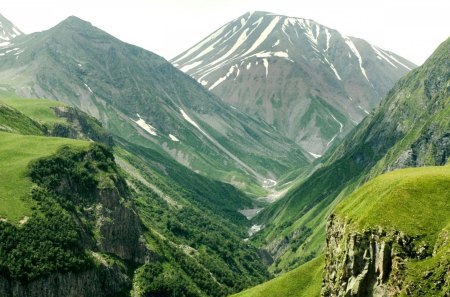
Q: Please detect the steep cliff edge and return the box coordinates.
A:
[0,143,149,297]
[322,166,450,296]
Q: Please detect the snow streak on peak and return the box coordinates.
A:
[342,34,370,82]
[134,114,157,136]
[0,15,24,49]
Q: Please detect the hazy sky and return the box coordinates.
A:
[2,0,449,64]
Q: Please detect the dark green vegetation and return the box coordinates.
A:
[232,255,323,297]
[0,144,113,280]
[0,15,311,196]
[252,36,450,274]
[0,97,270,296]
[116,142,269,295]
[0,132,88,224]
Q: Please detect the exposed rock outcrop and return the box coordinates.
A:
[321,215,431,297]
[0,264,129,297]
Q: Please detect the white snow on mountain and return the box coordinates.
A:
[342,34,370,82]
[134,114,157,136]
[169,134,180,142]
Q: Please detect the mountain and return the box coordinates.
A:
[0,15,310,196]
[0,13,23,48]
[172,11,416,156]
[0,94,271,296]
[251,36,449,273]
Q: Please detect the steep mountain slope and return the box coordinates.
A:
[172,11,416,156]
[0,15,310,195]
[0,97,270,296]
[324,165,450,296]
[252,37,449,273]
[0,13,23,48]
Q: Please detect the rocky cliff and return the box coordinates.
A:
[0,144,150,297]
[322,166,450,297]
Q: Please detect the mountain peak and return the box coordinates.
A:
[0,13,24,47]
[57,15,93,28]
[172,11,416,155]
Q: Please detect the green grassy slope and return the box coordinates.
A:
[0,103,44,135]
[333,165,450,296]
[0,97,66,124]
[335,166,450,243]
[231,256,323,297]
[0,132,88,224]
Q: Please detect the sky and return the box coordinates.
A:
[2,0,449,65]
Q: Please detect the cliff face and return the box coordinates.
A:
[323,215,411,296]
[0,266,129,297]
[322,214,450,297]
[0,145,149,297]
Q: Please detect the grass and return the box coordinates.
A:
[0,97,67,125]
[0,131,88,224]
[335,165,450,244]
[231,255,323,297]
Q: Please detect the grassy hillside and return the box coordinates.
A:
[336,165,450,242]
[0,132,88,224]
[231,256,323,297]
[331,165,450,296]
[0,97,66,125]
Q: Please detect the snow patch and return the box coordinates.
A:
[262,179,277,188]
[308,152,322,158]
[242,16,281,56]
[323,57,341,80]
[330,113,343,133]
[180,61,203,72]
[12,28,22,36]
[273,39,280,47]
[254,51,289,59]
[134,114,157,136]
[246,62,251,70]
[180,109,201,130]
[378,47,413,70]
[263,58,269,78]
[84,83,93,93]
[209,65,237,90]
[371,45,397,68]
[325,28,331,51]
[342,34,370,82]
[169,134,179,142]
[327,134,338,147]
[303,20,320,45]
[358,105,370,115]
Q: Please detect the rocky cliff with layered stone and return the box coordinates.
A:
[322,165,450,297]
[0,144,150,297]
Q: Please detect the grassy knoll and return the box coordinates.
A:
[0,131,88,223]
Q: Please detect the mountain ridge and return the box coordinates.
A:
[0,13,311,195]
[172,11,416,156]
